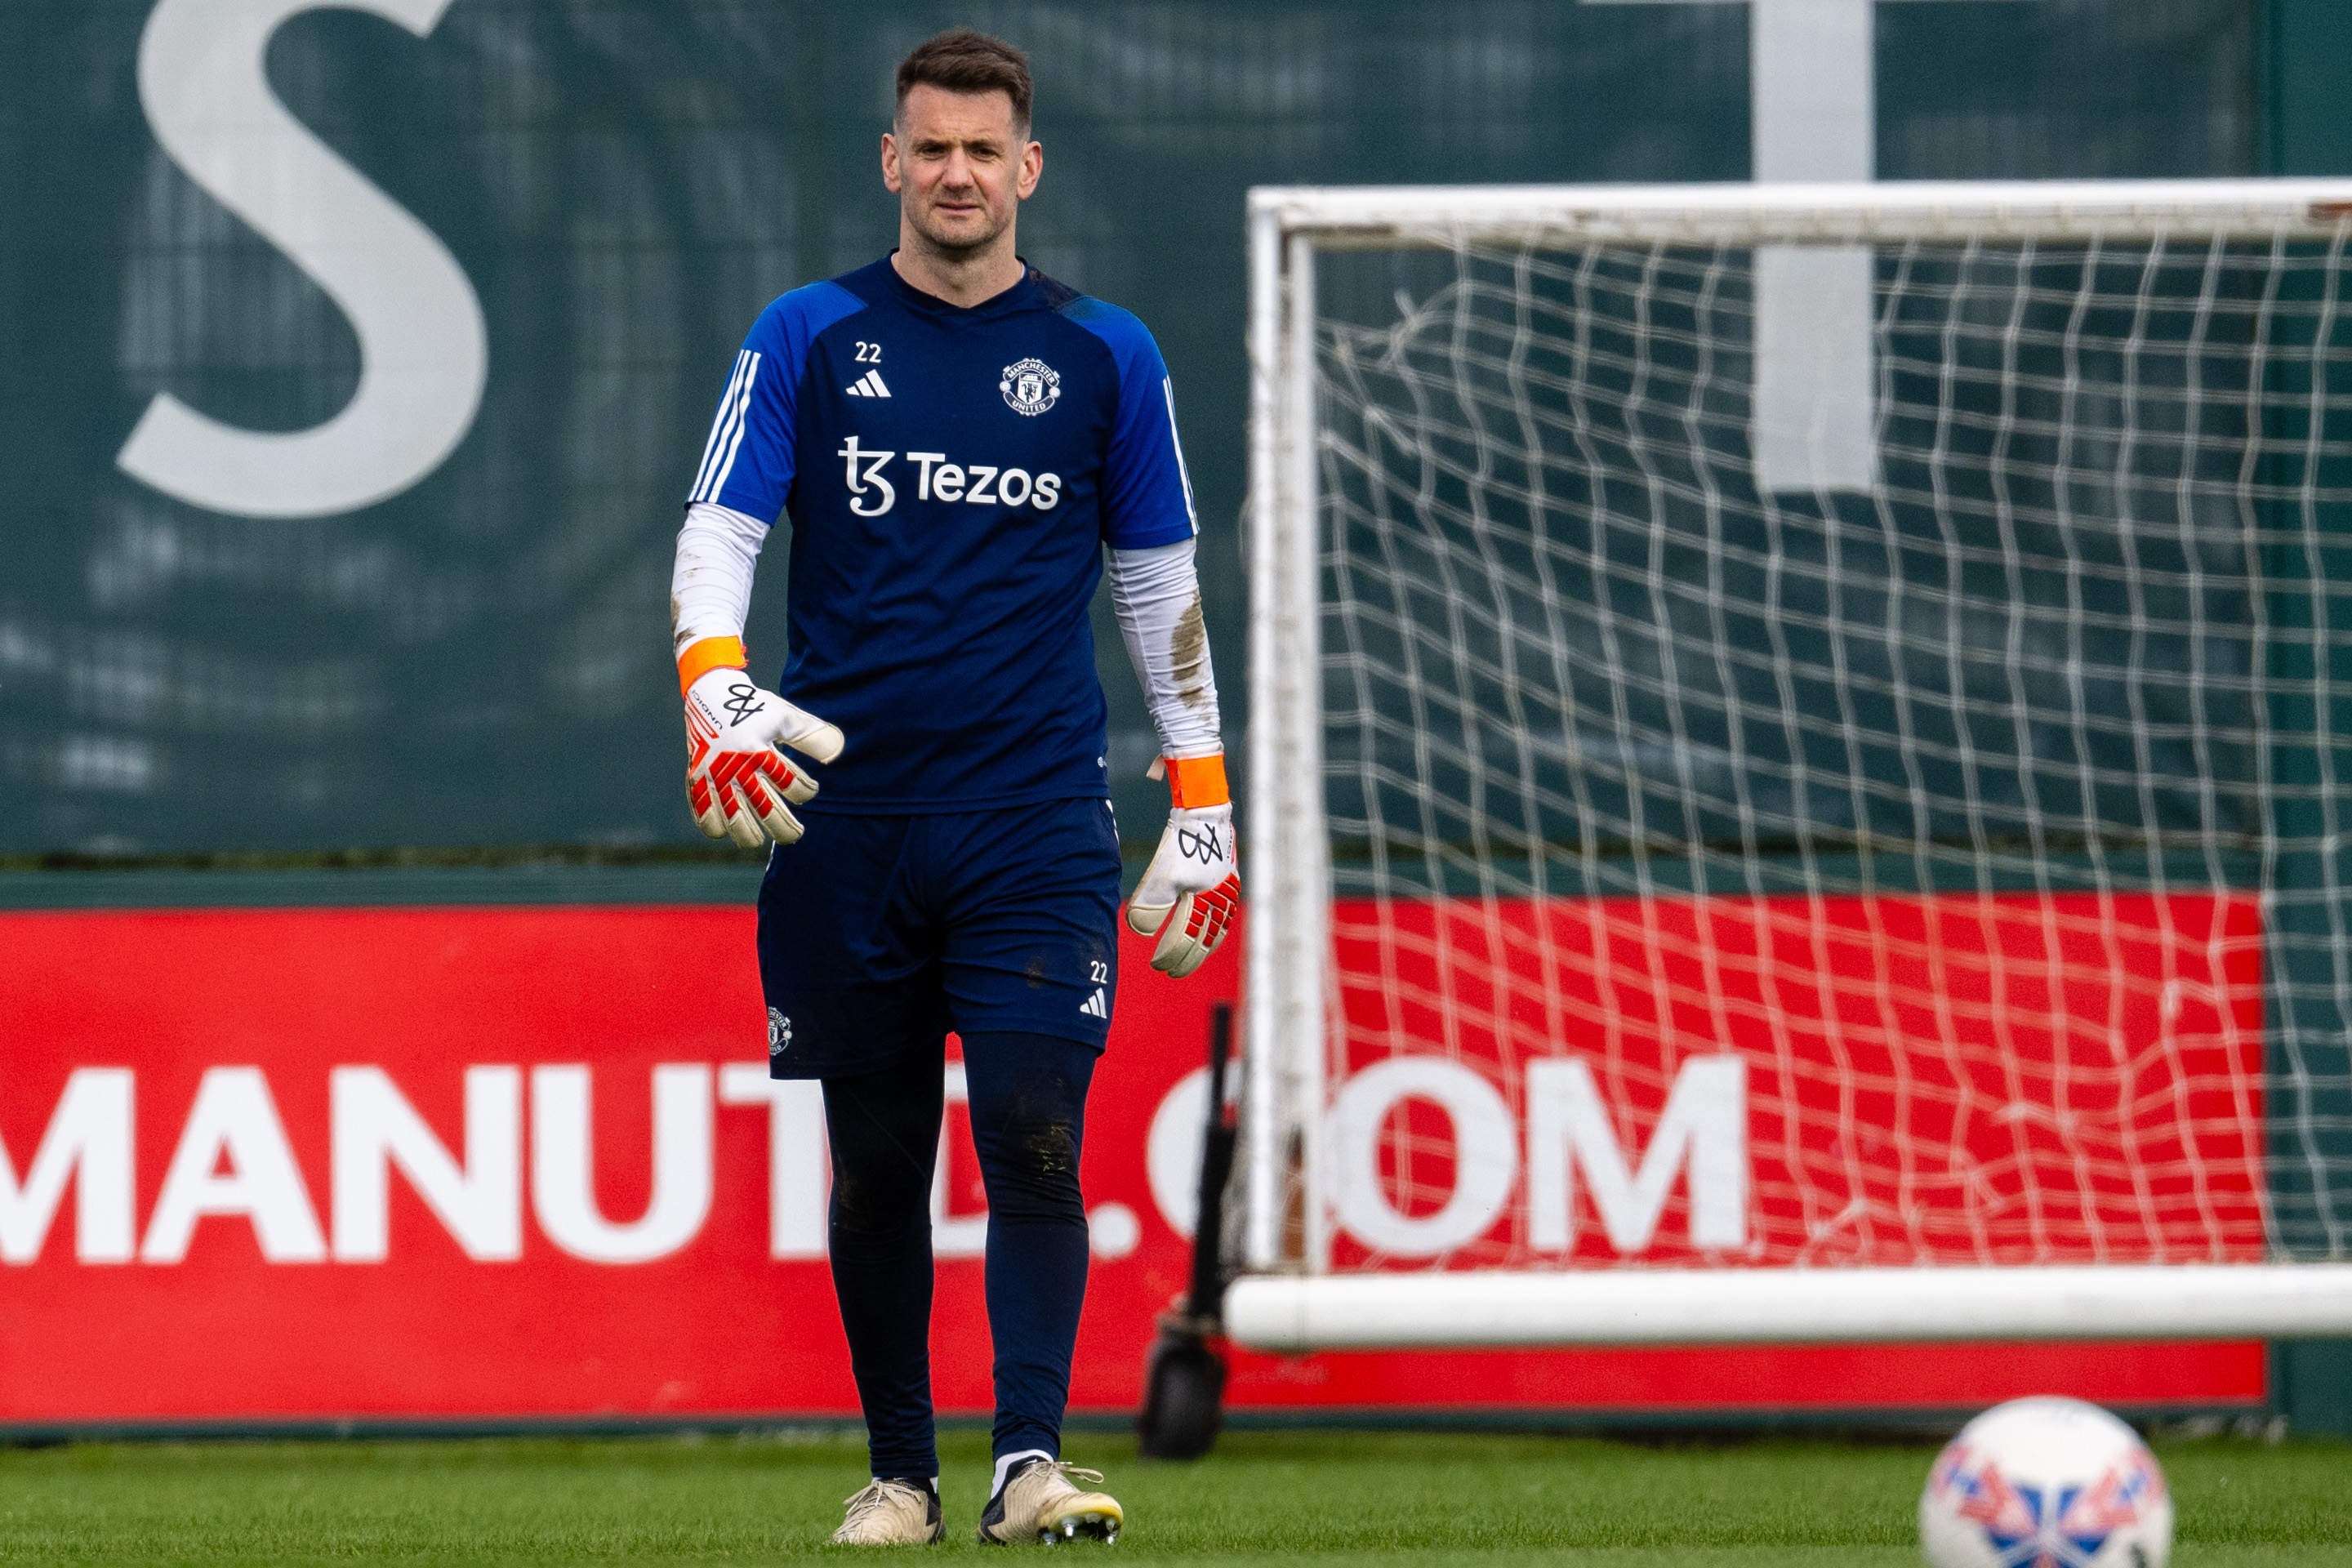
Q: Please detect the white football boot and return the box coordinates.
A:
[833,1478,944,1545]
[975,1458,1122,1545]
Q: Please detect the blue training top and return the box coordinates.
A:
[684,255,1198,813]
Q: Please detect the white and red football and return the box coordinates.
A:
[1920,1396,2173,1568]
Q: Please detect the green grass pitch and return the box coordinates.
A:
[0,1428,2343,1565]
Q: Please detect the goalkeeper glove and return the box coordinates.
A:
[678,637,844,849]
[1125,754,1239,979]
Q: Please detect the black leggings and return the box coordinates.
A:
[821,1031,1098,1479]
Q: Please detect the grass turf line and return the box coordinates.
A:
[0,1429,2342,1565]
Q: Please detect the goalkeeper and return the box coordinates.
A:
[666,27,1232,1548]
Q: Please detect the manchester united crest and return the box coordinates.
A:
[1000,358,1061,416]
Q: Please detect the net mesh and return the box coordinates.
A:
[1305,227,2352,1273]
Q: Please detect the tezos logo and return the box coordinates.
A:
[1000,358,1060,416]
[835,436,1062,517]
[768,1008,793,1057]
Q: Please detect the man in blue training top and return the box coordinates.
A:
[666,27,1236,1548]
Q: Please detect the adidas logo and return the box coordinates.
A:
[1079,987,1107,1019]
[845,369,891,398]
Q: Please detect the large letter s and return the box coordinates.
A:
[119,0,487,519]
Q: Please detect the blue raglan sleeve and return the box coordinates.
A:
[1074,304,1200,550]
[684,282,863,523]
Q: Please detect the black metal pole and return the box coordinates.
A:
[1136,999,1236,1459]
[1187,1001,1236,1321]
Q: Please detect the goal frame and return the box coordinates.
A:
[1235,176,2352,1351]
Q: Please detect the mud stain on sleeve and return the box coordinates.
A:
[1172,589,1212,710]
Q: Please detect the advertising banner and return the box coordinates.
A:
[0,902,2261,1426]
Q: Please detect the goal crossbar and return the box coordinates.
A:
[1251,177,2352,247]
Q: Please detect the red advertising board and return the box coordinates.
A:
[0,902,2264,1426]
[1328,892,2270,1272]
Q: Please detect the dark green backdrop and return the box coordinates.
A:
[0,0,2263,858]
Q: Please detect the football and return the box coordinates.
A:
[1920,1396,2174,1568]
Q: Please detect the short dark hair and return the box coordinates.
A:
[894,29,1033,135]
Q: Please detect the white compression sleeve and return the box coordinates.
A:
[1107,537,1223,761]
[670,501,768,657]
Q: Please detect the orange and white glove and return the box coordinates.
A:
[678,637,844,849]
[1125,754,1239,978]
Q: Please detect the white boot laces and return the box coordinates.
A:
[1029,1461,1105,1495]
[841,1478,920,1531]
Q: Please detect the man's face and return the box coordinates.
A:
[883,83,1040,254]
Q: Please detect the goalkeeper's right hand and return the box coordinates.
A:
[678,637,844,849]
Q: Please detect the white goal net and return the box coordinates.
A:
[1233,181,2352,1348]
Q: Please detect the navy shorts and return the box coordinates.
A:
[756,796,1122,1078]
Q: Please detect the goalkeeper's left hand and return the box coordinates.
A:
[1125,754,1239,978]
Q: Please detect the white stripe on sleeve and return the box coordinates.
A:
[1162,376,1197,529]
[689,350,752,501]
[701,352,760,501]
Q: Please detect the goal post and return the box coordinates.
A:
[1233,178,2352,1350]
